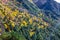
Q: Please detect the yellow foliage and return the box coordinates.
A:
[21,21,27,26]
[0,10,2,14]
[21,23,24,26]
[32,16,37,20]
[29,18,33,24]
[43,22,48,26]
[10,20,15,27]
[38,25,44,29]
[40,13,43,16]
[4,24,9,28]
[40,25,44,28]
[32,22,37,26]
[25,13,30,18]
[0,28,2,32]
[5,6,11,12]
[38,13,44,17]
[4,6,12,15]
[18,15,22,18]
[0,2,49,32]
[29,31,35,37]
[11,9,18,17]
[4,23,11,31]
[0,11,5,18]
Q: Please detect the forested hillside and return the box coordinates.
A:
[0,0,60,40]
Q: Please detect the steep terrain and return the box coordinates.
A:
[33,0,60,20]
[0,0,60,40]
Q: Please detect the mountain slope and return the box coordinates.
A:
[33,0,60,20]
[0,0,60,40]
[16,0,57,23]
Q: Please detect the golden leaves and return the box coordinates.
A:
[29,31,35,37]
[0,2,49,32]
[10,20,15,27]
[21,20,27,27]
[0,28,2,33]
[38,25,44,29]
[11,9,19,16]
[29,18,33,24]
[4,23,11,32]
[4,24,9,29]
[43,22,48,26]
[5,6,12,13]
[0,10,5,18]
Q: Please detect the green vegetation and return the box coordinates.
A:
[0,0,60,40]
